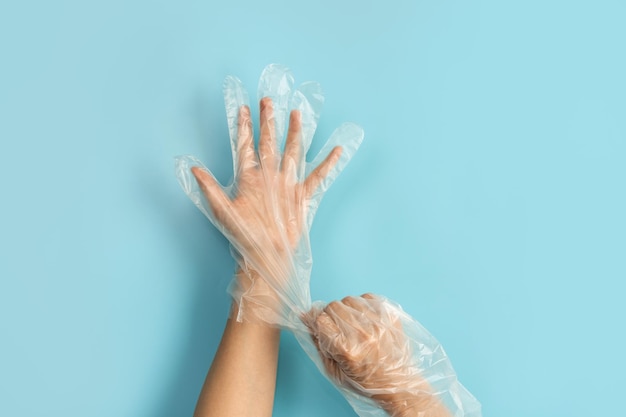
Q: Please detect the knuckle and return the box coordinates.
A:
[325,301,342,315]
[341,296,356,304]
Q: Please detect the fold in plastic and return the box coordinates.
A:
[177,64,362,328]
[298,295,482,417]
[175,64,481,417]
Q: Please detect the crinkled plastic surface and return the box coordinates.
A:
[175,64,481,417]
[176,64,362,328]
[298,294,482,417]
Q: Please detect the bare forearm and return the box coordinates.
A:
[193,305,280,417]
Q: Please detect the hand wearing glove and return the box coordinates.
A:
[190,99,341,323]
[303,294,481,417]
[178,65,480,417]
[176,64,363,327]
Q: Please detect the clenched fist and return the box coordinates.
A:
[305,294,451,417]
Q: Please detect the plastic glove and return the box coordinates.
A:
[299,295,482,417]
[176,64,363,327]
[176,65,481,417]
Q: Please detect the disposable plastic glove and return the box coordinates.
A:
[176,64,481,417]
[300,295,482,417]
[176,64,363,328]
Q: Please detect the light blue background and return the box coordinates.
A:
[1,1,624,416]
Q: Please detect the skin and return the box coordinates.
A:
[305,294,453,417]
[190,98,449,416]
[192,309,280,417]
[192,98,341,322]
[191,98,341,417]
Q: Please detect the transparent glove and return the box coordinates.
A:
[176,65,480,417]
[175,64,363,328]
[298,294,482,417]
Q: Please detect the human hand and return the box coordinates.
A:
[305,294,451,417]
[191,98,341,286]
[175,65,364,326]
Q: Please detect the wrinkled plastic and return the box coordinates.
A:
[177,64,362,328]
[175,64,481,416]
[298,294,482,417]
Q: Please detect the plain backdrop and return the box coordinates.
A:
[1,1,625,416]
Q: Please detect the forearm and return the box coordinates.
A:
[193,303,281,417]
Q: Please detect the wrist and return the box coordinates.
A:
[229,268,284,325]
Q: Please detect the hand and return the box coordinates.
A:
[305,294,451,417]
[191,98,341,318]
[176,64,364,326]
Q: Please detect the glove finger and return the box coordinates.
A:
[281,109,303,181]
[223,75,251,177]
[289,81,324,181]
[174,155,233,233]
[305,122,364,227]
[257,63,294,152]
[258,97,280,172]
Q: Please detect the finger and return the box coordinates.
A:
[324,300,350,320]
[323,302,370,367]
[315,311,363,373]
[191,166,232,220]
[360,293,384,314]
[343,295,378,313]
[312,313,354,384]
[304,122,364,201]
[303,305,346,382]
[281,110,303,178]
[342,296,381,329]
[290,81,323,156]
[383,302,406,334]
[223,75,251,177]
[258,97,279,171]
[314,311,342,355]
[236,105,257,172]
[324,300,363,337]
[303,146,342,199]
[359,293,388,318]
[341,296,366,311]
[368,297,405,335]
[175,155,218,221]
[257,64,294,149]
[301,305,322,332]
